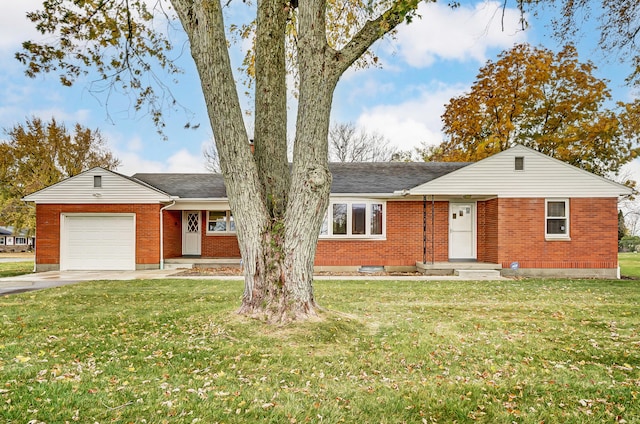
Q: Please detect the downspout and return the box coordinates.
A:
[159,200,176,270]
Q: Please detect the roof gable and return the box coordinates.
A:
[23,167,173,204]
[409,145,633,198]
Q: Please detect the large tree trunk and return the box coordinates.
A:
[172,0,408,323]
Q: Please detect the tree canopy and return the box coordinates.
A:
[0,117,119,234]
[425,43,639,177]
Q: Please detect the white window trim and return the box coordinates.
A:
[320,200,386,240]
[14,237,27,245]
[205,210,236,235]
[545,199,570,240]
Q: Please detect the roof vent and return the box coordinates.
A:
[515,156,524,171]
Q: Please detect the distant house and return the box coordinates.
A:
[23,145,632,278]
[0,226,34,253]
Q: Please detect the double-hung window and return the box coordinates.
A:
[15,237,27,245]
[206,211,236,234]
[545,199,569,239]
[320,200,385,238]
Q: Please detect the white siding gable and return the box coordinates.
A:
[409,145,633,198]
[23,167,172,204]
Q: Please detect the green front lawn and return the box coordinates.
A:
[1,278,638,423]
[619,252,640,278]
[0,261,33,278]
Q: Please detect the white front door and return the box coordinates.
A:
[182,211,201,256]
[449,202,476,260]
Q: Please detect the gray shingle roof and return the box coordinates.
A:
[329,162,469,193]
[132,173,228,198]
[132,162,470,198]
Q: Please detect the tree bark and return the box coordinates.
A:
[171,0,416,323]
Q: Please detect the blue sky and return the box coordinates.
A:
[0,0,637,176]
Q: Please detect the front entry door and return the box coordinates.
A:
[182,211,201,256]
[449,202,475,260]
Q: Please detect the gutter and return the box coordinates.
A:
[159,200,176,270]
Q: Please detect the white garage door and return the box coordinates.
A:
[61,214,136,270]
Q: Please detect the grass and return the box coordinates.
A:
[1,278,639,423]
[0,261,33,278]
[619,252,640,278]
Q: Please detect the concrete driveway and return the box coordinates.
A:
[0,269,188,295]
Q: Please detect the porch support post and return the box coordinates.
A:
[432,195,435,265]
[422,195,427,264]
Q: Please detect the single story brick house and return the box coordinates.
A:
[23,145,632,278]
[0,226,34,253]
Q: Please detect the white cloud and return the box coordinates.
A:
[394,1,528,68]
[0,2,46,51]
[355,81,467,152]
[27,108,92,125]
[166,149,207,173]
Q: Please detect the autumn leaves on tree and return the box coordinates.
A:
[425,44,639,178]
[0,118,119,234]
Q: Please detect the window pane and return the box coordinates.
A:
[547,218,567,234]
[320,212,328,235]
[333,204,347,235]
[548,201,566,217]
[208,211,227,232]
[352,203,366,235]
[371,204,383,235]
[228,213,235,232]
[15,237,26,245]
[0,237,4,245]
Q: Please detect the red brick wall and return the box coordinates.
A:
[163,210,182,259]
[35,204,162,266]
[314,201,449,266]
[477,199,499,263]
[496,198,619,269]
[202,233,241,258]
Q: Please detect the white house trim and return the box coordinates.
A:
[406,145,633,198]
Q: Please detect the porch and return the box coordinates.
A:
[163,257,503,278]
[163,257,242,270]
[416,261,503,278]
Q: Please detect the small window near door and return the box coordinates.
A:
[546,199,569,239]
[94,175,102,188]
[515,156,524,171]
[207,211,235,233]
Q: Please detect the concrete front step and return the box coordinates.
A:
[163,258,242,270]
[454,269,503,279]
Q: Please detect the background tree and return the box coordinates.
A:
[19,0,424,323]
[427,43,639,176]
[0,117,119,234]
[203,141,222,174]
[536,0,640,87]
[329,122,397,162]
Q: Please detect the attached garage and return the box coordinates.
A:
[61,214,136,270]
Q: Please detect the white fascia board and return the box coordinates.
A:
[167,199,231,210]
